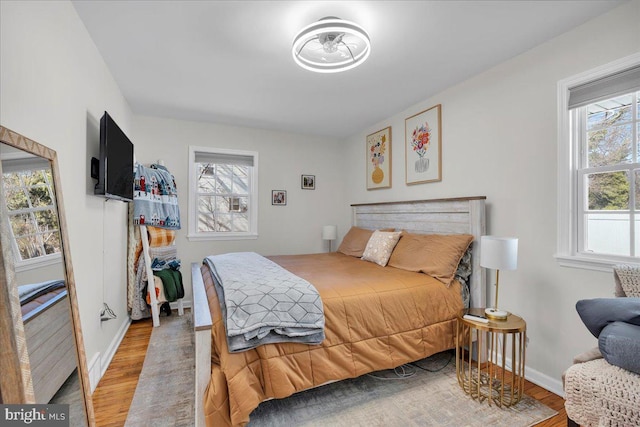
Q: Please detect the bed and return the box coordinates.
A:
[192,197,487,427]
[19,280,77,403]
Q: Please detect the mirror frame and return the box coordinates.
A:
[0,126,95,425]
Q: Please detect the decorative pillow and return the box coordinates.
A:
[598,321,640,374]
[455,246,473,308]
[455,246,473,286]
[388,233,474,285]
[361,230,402,267]
[337,226,393,257]
[576,298,640,338]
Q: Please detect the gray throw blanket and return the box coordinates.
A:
[204,252,325,352]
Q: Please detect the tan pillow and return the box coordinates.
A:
[388,233,474,285]
[337,226,394,257]
[361,230,402,267]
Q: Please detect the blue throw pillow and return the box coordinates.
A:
[598,321,640,374]
[575,298,640,338]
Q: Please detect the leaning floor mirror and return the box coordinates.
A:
[0,126,95,426]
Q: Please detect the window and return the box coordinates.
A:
[2,158,62,267]
[188,146,258,240]
[557,54,640,270]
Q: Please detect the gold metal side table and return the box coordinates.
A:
[455,308,526,407]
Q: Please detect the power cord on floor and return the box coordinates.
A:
[367,364,417,380]
[366,350,455,381]
[410,350,454,373]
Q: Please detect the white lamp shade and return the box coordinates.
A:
[322,225,338,241]
[480,236,518,270]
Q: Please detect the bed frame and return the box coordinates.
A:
[191,196,487,427]
[22,291,77,403]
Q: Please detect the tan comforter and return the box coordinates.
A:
[202,252,463,426]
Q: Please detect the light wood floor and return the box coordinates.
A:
[92,319,569,427]
[92,319,153,427]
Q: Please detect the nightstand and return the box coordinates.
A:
[455,308,526,407]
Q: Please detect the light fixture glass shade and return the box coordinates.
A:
[480,236,518,270]
[292,17,371,73]
[322,225,338,241]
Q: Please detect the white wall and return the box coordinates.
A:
[342,0,640,395]
[15,261,65,287]
[0,0,348,387]
[0,1,134,383]
[132,116,348,303]
[3,0,639,402]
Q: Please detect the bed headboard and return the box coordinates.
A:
[352,196,486,308]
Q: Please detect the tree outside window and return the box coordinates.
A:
[3,168,61,262]
[196,163,249,233]
[188,146,258,240]
[578,91,639,257]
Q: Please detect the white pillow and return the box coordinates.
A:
[361,230,402,267]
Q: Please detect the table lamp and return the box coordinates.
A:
[480,235,518,320]
[322,225,337,252]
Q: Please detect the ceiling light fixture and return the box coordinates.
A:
[292,17,371,73]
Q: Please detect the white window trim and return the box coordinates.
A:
[187,145,259,241]
[14,252,63,273]
[556,52,640,271]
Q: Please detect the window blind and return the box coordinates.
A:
[194,151,254,167]
[568,65,640,109]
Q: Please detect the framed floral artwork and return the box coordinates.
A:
[366,126,391,190]
[405,104,441,185]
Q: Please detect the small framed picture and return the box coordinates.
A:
[272,190,287,205]
[301,174,315,190]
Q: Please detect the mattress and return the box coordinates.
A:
[201,252,464,426]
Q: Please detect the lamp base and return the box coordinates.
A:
[485,308,508,321]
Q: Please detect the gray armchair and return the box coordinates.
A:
[563,265,640,427]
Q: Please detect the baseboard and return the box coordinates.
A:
[498,354,565,398]
[170,299,192,310]
[87,352,101,393]
[88,317,131,393]
[88,305,191,392]
[101,317,132,378]
[525,364,565,398]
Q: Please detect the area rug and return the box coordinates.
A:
[124,312,556,427]
[124,311,195,427]
[248,351,557,427]
[50,369,86,426]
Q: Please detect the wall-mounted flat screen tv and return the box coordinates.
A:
[92,111,134,202]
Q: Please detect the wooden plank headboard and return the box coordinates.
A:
[352,196,486,308]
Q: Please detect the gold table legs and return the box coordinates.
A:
[455,319,526,407]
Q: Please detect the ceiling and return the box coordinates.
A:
[72,1,625,139]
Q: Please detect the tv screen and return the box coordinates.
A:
[94,112,134,202]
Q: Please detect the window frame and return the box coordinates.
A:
[556,53,640,271]
[2,155,63,272]
[187,145,259,241]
